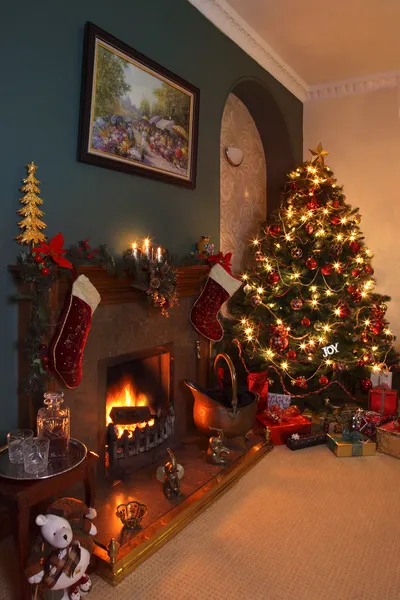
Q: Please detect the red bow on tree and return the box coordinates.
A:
[207,252,233,274]
[32,233,73,270]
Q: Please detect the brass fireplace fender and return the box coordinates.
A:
[93,439,273,585]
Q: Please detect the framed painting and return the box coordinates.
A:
[78,23,200,188]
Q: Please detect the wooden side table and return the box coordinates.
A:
[0,450,97,600]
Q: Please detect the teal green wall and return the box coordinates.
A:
[0,0,302,439]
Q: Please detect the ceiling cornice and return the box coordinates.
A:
[307,71,400,101]
[186,0,309,101]
[187,0,400,103]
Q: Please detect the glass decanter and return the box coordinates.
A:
[37,392,70,458]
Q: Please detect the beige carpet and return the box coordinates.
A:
[2,445,400,600]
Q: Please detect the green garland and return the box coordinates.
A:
[14,238,184,398]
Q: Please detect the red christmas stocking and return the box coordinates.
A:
[190,263,242,341]
[50,275,101,389]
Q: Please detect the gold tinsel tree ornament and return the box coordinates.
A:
[16,161,46,246]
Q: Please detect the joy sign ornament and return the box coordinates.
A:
[322,342,339,358]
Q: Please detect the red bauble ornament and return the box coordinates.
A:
[301,317,311,327]
[41,267,50,276]
[338,304,351,318]
[350,241,361,254]
[356,360,365,367]
[333,200,341,208]
[42,363,49,371]
[39,344,47,352]
[330,216,341,225]
[307,199,319,211]
[360,378,373,392]
[268,271,280,285]
[321,264,333,276]
[371,321,384,336]
[287,349,297,361]
[305,223,314,235]
[306,257,317,270]
[364,264,374,275]
[254,250,264,262]
[351,268,361,278]
[290,298,303,311]
[41,356,49,364]
[352,291,362,303]
[269,225,281,237]
[34,254,44,264]
[295,376,307,389]
[271,334,289,352]
[319,375,329,386]
[347,285,357,294]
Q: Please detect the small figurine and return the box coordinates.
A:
[25,497,97,600]
[207,428,230,465]
[264,426,271,442]
[156,448,184,498]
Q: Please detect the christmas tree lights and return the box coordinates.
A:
[230,145,398,396]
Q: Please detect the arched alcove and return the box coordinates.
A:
[220,93,267,274]
[229,78,295,216]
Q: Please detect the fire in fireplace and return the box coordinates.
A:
[104,346,174,469]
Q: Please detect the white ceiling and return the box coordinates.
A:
[188,0,400,100]
[224,0,400,85]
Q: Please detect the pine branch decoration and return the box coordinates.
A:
[16,162,47,246]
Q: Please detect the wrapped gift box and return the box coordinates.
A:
[257,413,311,445]
[353,410,394,441]
[267,393,291,411]
[377,421,400,459]
[327,433,376,457]
[368,387,398,416]
[286,432,326,451]
[247,371,269,412]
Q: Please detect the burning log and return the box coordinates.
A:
[109,406,152,425]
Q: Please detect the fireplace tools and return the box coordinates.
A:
[207,428,230,465]
[156,448,184,498]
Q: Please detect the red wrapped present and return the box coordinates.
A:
[247,371,269,412]
[353,409,394,441]
[368,387,398,416]
[257,405,311,445]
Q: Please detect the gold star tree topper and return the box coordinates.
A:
[16,161,47,246]
[309,143,329,165]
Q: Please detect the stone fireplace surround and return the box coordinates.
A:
[13,265,211,461]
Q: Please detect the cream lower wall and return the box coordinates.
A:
[304,88,400,342]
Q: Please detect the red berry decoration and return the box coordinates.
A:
[268,271,280,285]
[39,344,47,352]
[41,356,49,364]
[302,317,311,327]
[356,360,365,367]
[321,264,333,276]
[34,254,44,264]
[338,304,351,318]
[306,257,317,270]
[42,363,49,371]
[330,216,341,225]
[307,199,319,211]
[352,291,362,303]
[371,321,384,335]
[319,375,329,386]
[364,264,374,275]
[360,378,373,392]
[269,225,281,237]
[350,241,361,254]
[287,349,297,360]
[41,267,50,276]
[305,223,314,235]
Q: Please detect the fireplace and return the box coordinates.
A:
[102,345,175,468]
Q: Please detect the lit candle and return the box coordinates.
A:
[143,238,150,258]
[132,241,138,259]
[156,247,162,262]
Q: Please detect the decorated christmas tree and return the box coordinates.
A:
[229,145,398,399]
[16,161,46,246]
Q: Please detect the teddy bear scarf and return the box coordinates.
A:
[41,541,81,589]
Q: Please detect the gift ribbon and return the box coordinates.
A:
[342,428,364,456]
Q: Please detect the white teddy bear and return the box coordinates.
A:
[26,498,97,600]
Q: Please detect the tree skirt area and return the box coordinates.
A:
[2,445,400,600]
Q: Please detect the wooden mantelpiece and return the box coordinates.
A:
[10,264,210,430]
